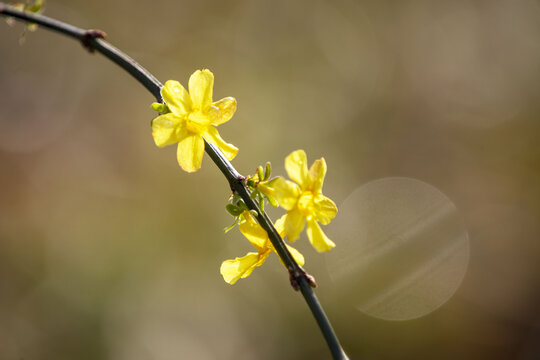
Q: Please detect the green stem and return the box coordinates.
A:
[0,4,348,359]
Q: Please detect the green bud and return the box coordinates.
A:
[151,102,170,113]
[258,193,264,212]
[257,166,264,182]
[247,178,257,188]
[264,162,272,181]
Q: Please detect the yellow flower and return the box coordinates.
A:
[273,150,338,252]
[151,69,238,172]
[220,212,305,285]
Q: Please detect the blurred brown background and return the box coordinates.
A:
[1,0,540,359]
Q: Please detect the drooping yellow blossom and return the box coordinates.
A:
[220,212,305,285]
[273,150,338,252]
[151,69,238,172]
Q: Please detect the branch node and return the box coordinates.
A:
[288,266,318,291]
[230,174,246,194]
[81,29,107,53]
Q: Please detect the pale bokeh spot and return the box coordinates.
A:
[327,177,469,321]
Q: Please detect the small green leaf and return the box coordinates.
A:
[237,200,249,211]
[226,204,243,216]
[28,0,44,13]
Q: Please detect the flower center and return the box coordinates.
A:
[186,111,211,134]
[297,191,314,216]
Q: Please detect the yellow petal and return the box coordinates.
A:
[274,214,287,237]
[284,209,305,242]
[202,126,238,161]
[209,97,237,126]
[314,194,338,225]
[285,244,305,266]
[297,191,315,215]
[161,80,192,115]
[220,252,263,285]
[285,150,309,189]
[306,219,335,252]
[273,177,301,211]
[239,216,268,251]
[257,181,274,197]
[189,69,214,111]
[273,215,305,266]
[176,132,205,172]
[151,113,181,147]
[308,158,327,194]
[186,111,211,134]
[276,243,305,268]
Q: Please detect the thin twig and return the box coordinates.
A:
[0,4,348,359]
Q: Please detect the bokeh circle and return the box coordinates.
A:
[326,177,469,321]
